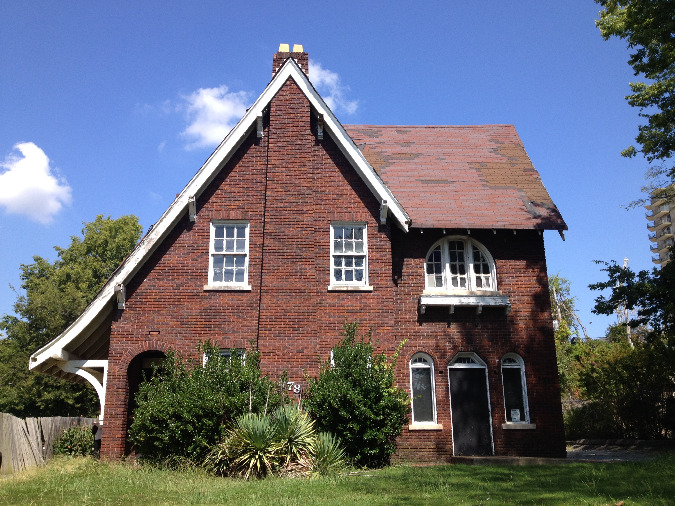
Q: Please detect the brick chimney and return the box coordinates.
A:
[273,44,309,78]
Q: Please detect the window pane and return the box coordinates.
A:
[225,226,235,238]
[354,227,363,241]
[215,226,224,239]
[225,239,234,251]
[345,227,354,240]
[223,270,234,283]
[212,256,224,282]
[235,225,246,238]
[235,239,245,252]
[355,240,364,253]
[355,258,363,268]
[412,368,434,422]
[502,367,525,422]
[234,269,244,283]
[214,239,224,252]
[224,256,234,268]
[345,270,353,281]
[345,257,353,268]
[235,256,245,267]
[334,227,343,240]
[344,241,354,253]
[355,269,363,281]
[334,269,342,281]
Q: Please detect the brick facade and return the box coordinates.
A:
[99,63,566,461]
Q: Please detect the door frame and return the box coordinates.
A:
[447,352,494,456]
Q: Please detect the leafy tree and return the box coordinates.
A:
[0,215,142,417]
[565,258,675,439]
[303,322,410,468]
[595,0,675,182]
[128,343,285,464]
[549,274,587,344]
[590,259,674,344]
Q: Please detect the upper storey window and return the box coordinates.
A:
[208,221,250,288]
[425,237,496,293]
[330,223,368,287]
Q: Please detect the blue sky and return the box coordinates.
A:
[0,2,654,338]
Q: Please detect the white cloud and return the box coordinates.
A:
[0,142,72,224]
[180,86,251,150]
[309,60,358,115]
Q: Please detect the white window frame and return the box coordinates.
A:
[424,236,497,294]
[207,221,251,290]
[203,348,246,366]
[329,222,370,289]
[409,352,438,426]
[500,353,530,424]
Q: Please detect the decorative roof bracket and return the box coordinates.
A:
[380,200,389,225]
[317,114,324,140]
[188,195,196,222]
[257,115,264,138]
[114,283,126,310]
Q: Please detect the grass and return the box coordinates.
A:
[1,454,674,505]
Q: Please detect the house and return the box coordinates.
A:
[29,45,567,461]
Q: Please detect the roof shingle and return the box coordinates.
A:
[345,124,566,230]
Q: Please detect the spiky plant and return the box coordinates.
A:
[273,405,316,467]
[312,432,346,476]
[225,413,282,479]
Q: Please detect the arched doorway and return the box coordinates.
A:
[125,350,166,453]
[448,353,494,456]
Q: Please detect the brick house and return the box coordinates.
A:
[30,45,567,461]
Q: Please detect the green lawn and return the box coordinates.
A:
[1,455,673,505]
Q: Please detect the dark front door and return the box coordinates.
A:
[448,366,493,456]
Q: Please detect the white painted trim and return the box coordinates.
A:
[60,360,108,420]
[448,352,495,456]
[500,352,531,424]
[408,423,443,431]
[330,222,369,288]
[409,352,438,424]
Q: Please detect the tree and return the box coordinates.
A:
[0,215,142,417]
[303,322,410,468]
[590,259,674,344]
[549,274,587,344]
[569,258,675,439]
[596,1,675,183]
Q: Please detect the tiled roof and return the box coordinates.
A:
[345,125,567,230]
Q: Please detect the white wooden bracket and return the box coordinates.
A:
[114,283,125,310]
[60,360,108,420]
[188,195,196,222]
[257,115,264,138]
[380,200,389,225]
[317,114,324,140]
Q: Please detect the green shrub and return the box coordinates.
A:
[128,342,284,464]
[53,425,94,456]
[304,322,410,468]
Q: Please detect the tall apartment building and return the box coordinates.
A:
[646,186,674,268]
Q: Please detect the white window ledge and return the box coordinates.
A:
[408,423,443,431]
[502,423,536,430]
[204,284,252,291]
[419,293,510,314]
[328,285,373,292]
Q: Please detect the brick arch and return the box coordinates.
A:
[118,340,171,371]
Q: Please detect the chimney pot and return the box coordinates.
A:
[272,44,309,78]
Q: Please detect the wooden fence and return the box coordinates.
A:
[0,413,96,475]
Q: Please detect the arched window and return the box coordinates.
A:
[409,353,437,424]
[425,237,496,293]
[501,353,530,423]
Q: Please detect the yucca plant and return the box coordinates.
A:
[273,405,316,467]
[312,431,346,476]
[224,413,282,479]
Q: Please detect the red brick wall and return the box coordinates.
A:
[100,76,565,460]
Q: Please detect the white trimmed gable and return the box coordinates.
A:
[29,57,409,375]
